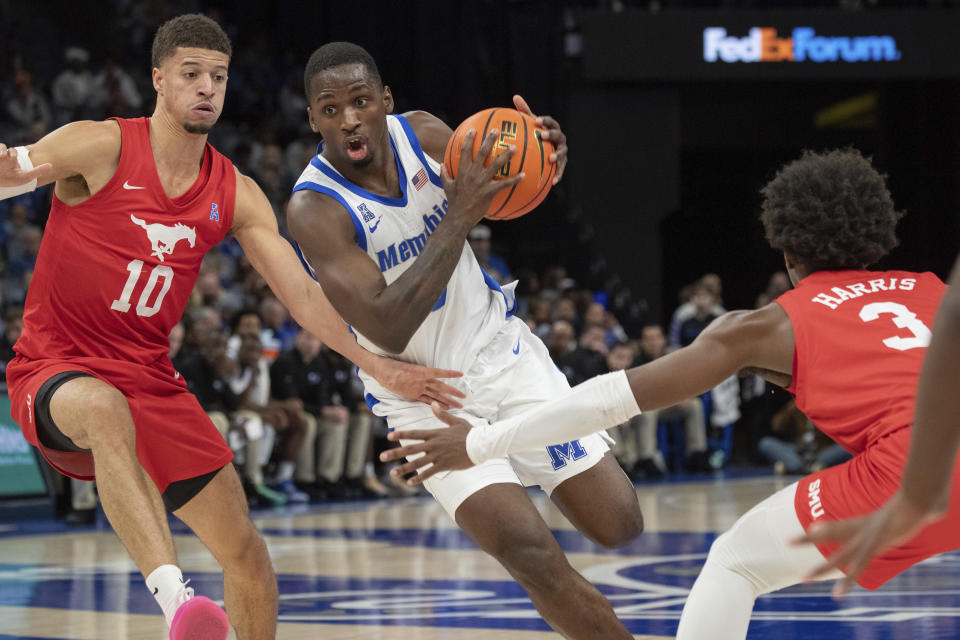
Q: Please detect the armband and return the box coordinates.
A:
[0,147,38,200]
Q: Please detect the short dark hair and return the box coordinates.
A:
[760,148,904,271]
[304,41,382,99]
[151,14,232,68]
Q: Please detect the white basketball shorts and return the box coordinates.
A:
[378,316,612,518]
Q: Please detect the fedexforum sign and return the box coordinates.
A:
[704,27,901,63]
[583,11,960,80]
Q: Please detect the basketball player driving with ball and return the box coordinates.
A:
[383,148,960,639]
[286,42,644,639]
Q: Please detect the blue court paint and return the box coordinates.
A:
[2,531,959,638]
[3,473,960,639]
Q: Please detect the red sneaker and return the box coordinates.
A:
[169,593,229,640]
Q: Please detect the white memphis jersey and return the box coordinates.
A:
[292,114,516,407]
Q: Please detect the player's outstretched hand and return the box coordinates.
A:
[0,144,52,186]
[513,94,568,185]
[792,490,943,598]
[379,403,475,484]
[372,359,466,410]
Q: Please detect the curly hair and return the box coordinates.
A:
[151,14,232,68]
[304,42,382,100]
[760,148,904,271]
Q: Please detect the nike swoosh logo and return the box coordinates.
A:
[368,218,382,233]
[512,339,520,355]
[123,181,146,190]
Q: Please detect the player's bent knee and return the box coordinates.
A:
[702,529,764,598]
[72,385,135,445]
[586,508,644,549]
[486,532,571,589]
[216,524,269,571]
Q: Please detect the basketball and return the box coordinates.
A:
[443,107,556,221]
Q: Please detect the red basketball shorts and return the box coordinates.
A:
[796,426,960,590]
[7,354,233,494]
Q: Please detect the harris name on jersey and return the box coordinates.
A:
[811,276,918,310]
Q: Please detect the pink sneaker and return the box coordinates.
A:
[169,593,229,640]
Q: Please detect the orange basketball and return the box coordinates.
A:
[443,107,556,221]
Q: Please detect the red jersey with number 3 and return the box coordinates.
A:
[777,269,946,454]
[14,117,235,365]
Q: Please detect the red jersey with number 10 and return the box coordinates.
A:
[776,269,946,454]
[14,117,235,366]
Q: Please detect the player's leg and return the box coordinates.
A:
[174,463,277,640]
[500,324,644,549]
[548,452,644,549]
[675,481,842,639]
[454,482,635,640]
[46,374,177,576]
[389,395,634,640]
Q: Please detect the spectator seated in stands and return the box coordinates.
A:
[632,324,711,475]
[270,330,375,500]
[758,399,852,476]
[669,273,726,348]
[259,295,298,360]
[468,224,512,284]
[230,333,311,506]
[558,324,607,386]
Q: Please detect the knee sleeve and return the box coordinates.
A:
[704,482,841,597]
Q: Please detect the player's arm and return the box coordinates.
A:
[231,170,465,408]
[402,110,453,163]
[286,129,520,354]
[797,256,960,596]
[383,304,794,480]
[0,120,120,199]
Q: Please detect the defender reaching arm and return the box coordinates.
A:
[382,303,795,482]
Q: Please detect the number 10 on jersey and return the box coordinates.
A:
[110,259,173,317]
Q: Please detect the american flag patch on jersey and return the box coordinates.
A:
[412,167,428,190]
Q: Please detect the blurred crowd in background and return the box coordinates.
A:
[0,2,857,522]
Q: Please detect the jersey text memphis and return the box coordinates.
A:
[292,114,517,404]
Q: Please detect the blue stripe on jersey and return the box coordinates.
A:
[394,114,443,188]
[481,267,516,318]
[292,181,367,252]
[432,287,447,311]
[292,241,319,282]
[308,135,409,207]
[365,393,381,410]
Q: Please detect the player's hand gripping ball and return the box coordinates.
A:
[443,108,556,220]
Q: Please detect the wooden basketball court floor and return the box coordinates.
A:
[1,473,959,639]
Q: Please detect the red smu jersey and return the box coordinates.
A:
[15,117,235,366]
[777,269,946,454]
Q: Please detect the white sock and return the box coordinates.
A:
[277,461,296,482]
[146,564,188,626]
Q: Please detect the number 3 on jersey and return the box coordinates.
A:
[859,301,932,351]
[110,259,173,317]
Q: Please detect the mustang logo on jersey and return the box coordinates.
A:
[130,215,197,263]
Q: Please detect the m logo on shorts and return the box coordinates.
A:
[547,440,587,470]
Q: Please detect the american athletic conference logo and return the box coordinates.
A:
[130,214,196,262]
